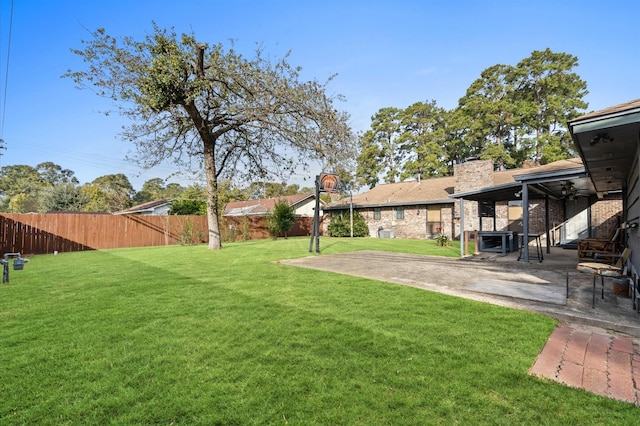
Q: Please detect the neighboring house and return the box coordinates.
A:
[568,98,640,286]
[325,158,622,244]
[223,193,321,217]
[115,199,172,216]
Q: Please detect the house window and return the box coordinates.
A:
[374,208,381,220]
[395,207,404,220]
[427,205,441,235]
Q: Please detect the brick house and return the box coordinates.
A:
[325,158,622,246]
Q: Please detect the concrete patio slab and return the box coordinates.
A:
[466,278,567,305]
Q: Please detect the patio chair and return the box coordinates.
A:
[577,248,631,307]
[577,227,622,263]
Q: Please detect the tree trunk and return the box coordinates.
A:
[204,139,222,250]
[183,97,222,250]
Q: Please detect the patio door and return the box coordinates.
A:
[562,197,589,245]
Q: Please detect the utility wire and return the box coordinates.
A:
[1,0,15,144]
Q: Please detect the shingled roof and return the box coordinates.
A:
[327,158,586,209]
[571,98,640,122]
[326,176,456,210]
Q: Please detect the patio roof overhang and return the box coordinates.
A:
[448,165,596,202]
[323,199,454,211]
[569,99,640,195]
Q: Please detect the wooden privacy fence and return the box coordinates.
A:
[220,215,315,242]
[0,213,317,255]
[0,213,209,255]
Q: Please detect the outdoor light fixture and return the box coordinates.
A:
[560,181,577,199]
[560,181,568,196]
[589,133,614,146]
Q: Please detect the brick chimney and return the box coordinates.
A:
[454,160,494,193]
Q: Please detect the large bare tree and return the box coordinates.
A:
[65,24,354,249]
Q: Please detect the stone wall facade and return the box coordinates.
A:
[590,198,623,238]
[359,204,453,239]
[454,160,494,193]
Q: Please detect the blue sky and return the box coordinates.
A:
[0,0,638,191]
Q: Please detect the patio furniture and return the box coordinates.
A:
[577,228,622,263]
[577,248,631,307]
[477,231,518,254]
[517,233,543,263]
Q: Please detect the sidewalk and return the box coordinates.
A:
[529,324,640,405]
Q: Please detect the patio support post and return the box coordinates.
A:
[545,194,550,254]
[459,198,465,258]
[522,183,530,262]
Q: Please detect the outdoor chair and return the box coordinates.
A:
[577,248,631,307]
[577,227,622,263]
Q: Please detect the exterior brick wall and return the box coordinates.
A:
[527,199,564,234]
[454,160,494,192]
[441,205,453,239]
[360,204,453,239]
[590,198,623,238]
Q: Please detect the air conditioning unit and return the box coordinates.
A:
[379,229,395,239]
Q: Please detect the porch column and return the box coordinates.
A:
[545,194,550,254]
[522,183,529,262]
[459,198,465,258]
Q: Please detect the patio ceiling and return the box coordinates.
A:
[569,99,640,195]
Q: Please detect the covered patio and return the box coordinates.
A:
[569,99,640,279]
[449,158,617,262]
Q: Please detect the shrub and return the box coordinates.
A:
[169,199,206,215]
[240,215,251,241]
[435,227,451,246]
[328,210,369,237]
[178,216,196,245]
[219,216,237,243]
[266,199,296,239]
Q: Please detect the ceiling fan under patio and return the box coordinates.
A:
[560,181,583,200]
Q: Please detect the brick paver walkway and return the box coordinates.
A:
[530,325,640,405]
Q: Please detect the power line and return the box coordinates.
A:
[0,0,14,139]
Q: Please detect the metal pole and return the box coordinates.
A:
[545,194,550,254]
[522,183,530,262]
[459,198,465,258]
[349,193,353,238]
[309,175,319,253]
[315,175,321,253]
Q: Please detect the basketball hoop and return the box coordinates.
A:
[320,173,339,194]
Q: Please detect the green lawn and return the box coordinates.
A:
[0,237,636,424]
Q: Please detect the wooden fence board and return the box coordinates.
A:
[0,214,318,255]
